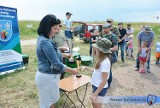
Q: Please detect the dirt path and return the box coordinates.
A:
[69,60,160,108]
[20,37,80,46]
[105,61,160,108]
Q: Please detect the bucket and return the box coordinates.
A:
[22,54,29,65]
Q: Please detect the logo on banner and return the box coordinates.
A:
[0,20,12,42]
[147,94,157,105]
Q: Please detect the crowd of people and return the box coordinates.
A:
[89,18,157,74]
[34,12,159,108]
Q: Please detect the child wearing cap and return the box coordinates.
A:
[90,38,112,108]
[127,35,134,58]
[155,40,160,65]
[63,12,74,53]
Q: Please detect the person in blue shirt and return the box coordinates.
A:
[63,12,73,39]
[63,12,74,54]
[35,14,78,108]
[135,26,154,73]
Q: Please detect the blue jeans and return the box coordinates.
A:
[125,41,128,53]
[116,43,125,61]
[92,85,108,96]
[65,31,72,39]
[108,69,112,88]
[136,51,151,69]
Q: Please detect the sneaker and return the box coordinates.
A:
[142,69,145,73]
[139,69,145,73]
[135,68,139,71]
[139,69,142,73]
[122,60,125,62]
[147,69,151,73]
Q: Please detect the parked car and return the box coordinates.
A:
[74,26,82,36]
[73,22,103,42]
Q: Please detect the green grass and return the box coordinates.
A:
[0,37,92,107]
[18,20,160,41]
[19,20,39,40]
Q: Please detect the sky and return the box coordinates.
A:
[0,0,160,22]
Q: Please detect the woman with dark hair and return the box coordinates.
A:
[35,14,78,108]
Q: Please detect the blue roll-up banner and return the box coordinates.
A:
[0,6,23,74]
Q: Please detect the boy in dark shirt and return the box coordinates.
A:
[117,22,126,62]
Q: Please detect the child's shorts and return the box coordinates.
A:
[156,52,160,58]
[139,56,147,62]
[92,85,108,97]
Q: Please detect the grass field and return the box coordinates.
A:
[19,20,160,56]
[19,21,160,41]
[0,21,160,107]
[0,37,93,107]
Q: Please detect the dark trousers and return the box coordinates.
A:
[60,58,66,79]
[60,72,65,79]
[108,69,112,88]
[116,43,125,61]
[125,41,128,53]
[89,44,92,56]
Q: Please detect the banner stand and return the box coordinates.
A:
[0,6,26,74]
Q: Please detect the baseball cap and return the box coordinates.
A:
[66,12,72,16]
[102,23,112,28]
[107,18,113,22]
[144,26,151,32]
[118,22,123,25]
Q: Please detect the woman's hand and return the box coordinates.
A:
[71,69,78,75]
[59,46,68,52]
[62,53,72,58]
[66,53,72,58]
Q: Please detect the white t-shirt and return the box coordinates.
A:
[125,28,134,42]
[140,47,147,58]
[63,19,72,31]
[156,42,160,53]
[91,57,110,88]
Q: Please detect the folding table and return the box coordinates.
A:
[59,75,91,108]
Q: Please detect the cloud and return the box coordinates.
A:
[0,0,160,22]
